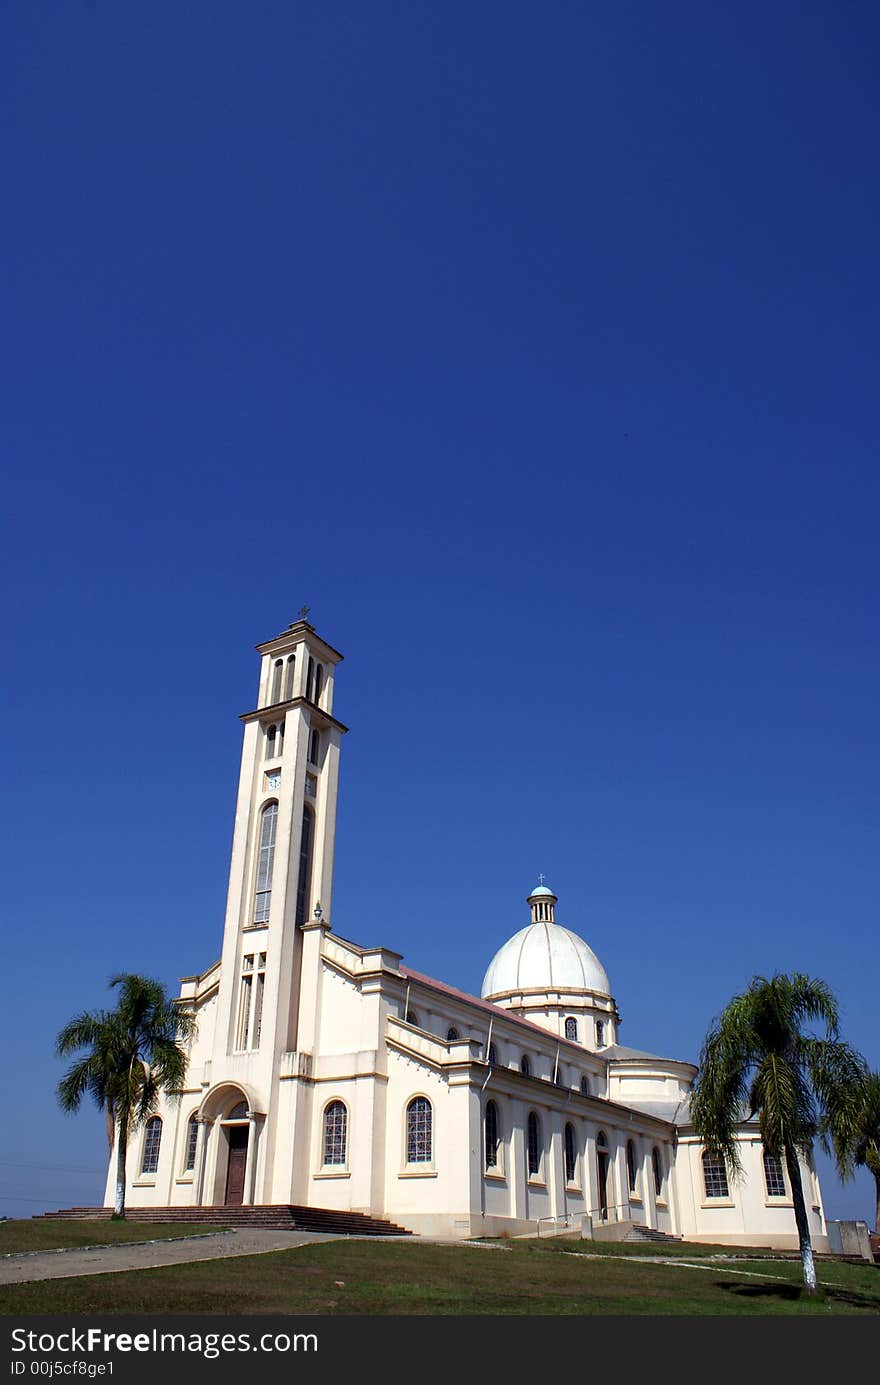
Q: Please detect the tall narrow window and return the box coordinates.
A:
[265,725,277,760]
[564,1123,577,1184]
[485,1100,499,1170]
[763,1150,786,1198]
[580,1075,591,1096]
[652,1146,663,1198]
[277,721,284,757]
[184,1116,199,1173]
[271,660,283,704]
[306,657,315,702]
[626,1139,638,1195]
[294,806,314,926]
[252,953,266,1047]
[314,664,324,704]
[308,728,321,764]
[702,1151,730,1199]
[520,1054,531,1077]
[487,1043,497,1066]
[406,1097,432,1163]
[141,1117,162,1174]
[446,1027,459,1043]
[323,1101,348,1166]
[595,1020,605,1047]
[237,954,254,1049]
[253,802,278,923]
[527,1112,541,1176]
[284,655,296,701]
[565,1017,578,1041]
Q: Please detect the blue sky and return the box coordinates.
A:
[1,2,877,1224]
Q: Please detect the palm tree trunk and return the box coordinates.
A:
[784,1142,817,1294]
[114,1122,128,1219]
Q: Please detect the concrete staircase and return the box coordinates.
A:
[35,1204,411,1237]
[622,1224,682,1245]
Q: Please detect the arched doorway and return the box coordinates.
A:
[197,1084,261,1208]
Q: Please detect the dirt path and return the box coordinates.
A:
[0,1229,340,1285]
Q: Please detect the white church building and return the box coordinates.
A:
[107,616,829,1249]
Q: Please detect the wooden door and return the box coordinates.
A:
[224,1126,249,1206]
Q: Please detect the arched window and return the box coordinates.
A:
[284,655,296,701]
[446,1027,459,1043]
[763,1150,786,1198]
[564,1123,577,1184]
[565,1017,578,1042]
[580,1075,591,1096]
[294,805,313,926]
[323,1101,348,1166]
[227,1101,248,1119]
[702,1150,730,1199]
[595,1020,605,1047]
[253,802,278,923]
[520,1054,531,1077]
[265,724,277,760]
[652,1146,663,1199]
[306,657,315,702]
[487,1043,497,1066]
[271,660,283,704]
[308,728,321,764]
[141,1117,162,1174]
[314,664,324,704]
[405,1009,419,1026]
[626,1139,638,1195]
[406,1097,432,1164]
[184,1115,199,1173]
[527,1112,541,1177]
[485,1100,500,1170]
[277,721,284,757]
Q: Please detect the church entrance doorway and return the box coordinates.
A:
[224,1126,249,1206]
[596,1131,611,1222]
[597,1151,610,1219]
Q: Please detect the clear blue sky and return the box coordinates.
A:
[1,2,877,1224]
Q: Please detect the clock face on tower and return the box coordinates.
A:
[266,771,282,789]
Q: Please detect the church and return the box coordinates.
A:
[106,616,829,1249]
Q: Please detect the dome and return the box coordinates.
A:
[481,919,611,999]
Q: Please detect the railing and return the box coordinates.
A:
[584,1202,632,1224]
[537,1214,582,1237]
[537,1203,634,1237]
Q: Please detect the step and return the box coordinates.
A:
[623,1224,682,1244]
[36,1205,411,1237]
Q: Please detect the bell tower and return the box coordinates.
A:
[213,612,347,1059]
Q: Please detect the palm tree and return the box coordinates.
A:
[56,974,196,1218]
[690,973,866,1295]
[824,1069,880,1235]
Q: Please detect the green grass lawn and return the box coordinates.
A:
[1,1237,877,1316]
[0,1220,229,1256]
